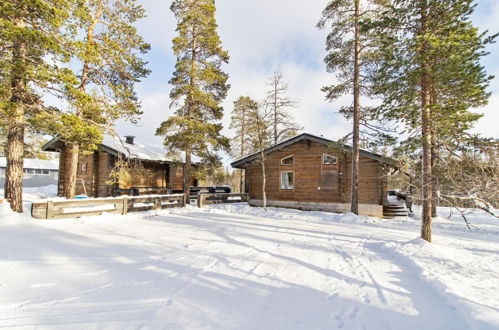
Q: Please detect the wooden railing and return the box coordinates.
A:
[197,193,248,208]
[32,194,185,219]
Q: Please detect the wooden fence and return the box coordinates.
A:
[197,193,248,208]
[32,194,185,219]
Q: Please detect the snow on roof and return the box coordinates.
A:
[101,135,175,162]
[0,157,59,170]
[101,135,169,162]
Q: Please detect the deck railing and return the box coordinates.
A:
[31,192,248,219]
[197,193,248,208]
[31,194,185,219]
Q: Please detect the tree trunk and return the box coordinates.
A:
[183,149,191,205]
[5,16,26,213]
[239,112,246,193]
[420,0,433,242]
[63,143,79,199]
[431,140,438,217]
[260,151,267,209]
[273,86,278,145]
[239,170,244,193]
[350,0,361,215]
[6,123,25,212]
[63,2,102,199]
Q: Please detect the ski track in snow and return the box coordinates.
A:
[0,203,498,329]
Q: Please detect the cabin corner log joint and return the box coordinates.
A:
[231,133,398,217]
[42,135,198,198]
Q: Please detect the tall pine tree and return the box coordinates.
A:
[318,0,385,215]
[372,0,495,242]
[157,0,230,201]
[0,0,75,211]
[229,96,258,193]
[55,0,150,199]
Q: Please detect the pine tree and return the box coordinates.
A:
[0,0,75,211]
[371,0,495,242]
[263,72,301,145]
[157,0,230,202]
[317,0,385,215]
[229,96,258,192]
[54,0,150,199]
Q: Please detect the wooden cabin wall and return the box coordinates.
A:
[58,146,97,197]
[246,140,343,203]
[344,156,386,205]
[57,144,197,197]
[96,152,114,197]
[245,140,386,205]
[58,147,115,197]
[169,165,197,192]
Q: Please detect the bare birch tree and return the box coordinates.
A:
[263,72,301,145]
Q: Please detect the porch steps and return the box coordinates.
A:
[383,204,409,218]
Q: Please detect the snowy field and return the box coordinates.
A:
[0,193,498,329]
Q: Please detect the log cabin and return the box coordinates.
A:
[231,133,395,217]
[42,135,197,197]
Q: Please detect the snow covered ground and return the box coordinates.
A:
[0,198,498,329]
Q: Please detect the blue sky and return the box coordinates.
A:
[116,0,499,154]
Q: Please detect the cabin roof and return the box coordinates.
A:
[0,157,59,170]
[42,135,180,164]
[231,133,393,168]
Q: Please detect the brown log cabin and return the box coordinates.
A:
[231,133,395,217]
[42,135,197,197]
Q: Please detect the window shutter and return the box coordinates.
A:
[320,169,338,191]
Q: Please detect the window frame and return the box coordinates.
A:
[322,154,337,165]
[280,170,294,190]
[280,155,294,166]
[81,162,87,175]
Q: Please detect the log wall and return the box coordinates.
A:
[57,144,196,197]
[245,140,386,205]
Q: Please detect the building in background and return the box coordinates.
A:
[43,135,197,197]
[0,157,59,188]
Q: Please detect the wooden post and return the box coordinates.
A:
[46,200,54,219]
[197,194,203,208]
[122,197,128,215]
[155,197,161,210]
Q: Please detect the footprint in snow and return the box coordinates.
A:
[349,306,359,319]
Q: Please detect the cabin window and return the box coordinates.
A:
[280,171,294,190]
[320,169,339,191]
[323,154,337,165]
[281,155,294,165]
[81,163,87,175]
[24,169,35,175]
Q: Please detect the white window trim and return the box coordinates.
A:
[322,154,337,165]
[280,170,294,190]
[280,155,294,165]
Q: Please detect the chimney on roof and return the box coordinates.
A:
[125,135,135,145]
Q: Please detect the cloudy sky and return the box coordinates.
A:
[116,0,499,157]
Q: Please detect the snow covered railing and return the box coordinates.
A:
[197,193,248,208]
[31,194,185,219]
